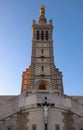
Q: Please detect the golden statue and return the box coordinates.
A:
[40,6,45,16]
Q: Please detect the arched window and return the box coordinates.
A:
[42,66,44,71]
[41,49,44,54]
[41,31,44,40]
[37,31,40,40]
[38,83,47,90]
[45,31,48,40]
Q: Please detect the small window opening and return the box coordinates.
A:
[41,49,44,54]
[41,31,44,40]
[37,31,40,40]
[7,127,11,130]
[55,124,60,130]
[32,124,37,130]
[42,66,44,71]
[46,31,48,40]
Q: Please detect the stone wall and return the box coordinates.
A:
[0,96,19,120]
[0,93,83,130]
[0,114,18,130]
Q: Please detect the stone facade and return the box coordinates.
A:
[21,6,63,95]
[0,93,83,130]
[21,66,31,93]
[0,6,83,130]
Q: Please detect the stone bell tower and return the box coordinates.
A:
[21,6,64,95]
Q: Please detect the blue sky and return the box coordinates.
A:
[0,0,83,95]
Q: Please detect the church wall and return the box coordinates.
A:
[18,107,64,130]
[35,47,50,57]
[0,94,83,130]
[0,96,19,120]
[0,114,18,130]
[73,115,83,130]
[71,97,83,116]
[35,64,50,75]
[72,96,83,104]
[48,109,64,130]
[26,108,44,130]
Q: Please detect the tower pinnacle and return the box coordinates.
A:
[40,5,45,16]
[38,5,47,24]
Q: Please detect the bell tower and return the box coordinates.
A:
[21,6,64,95]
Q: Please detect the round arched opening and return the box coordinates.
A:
[38,83,47,90]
